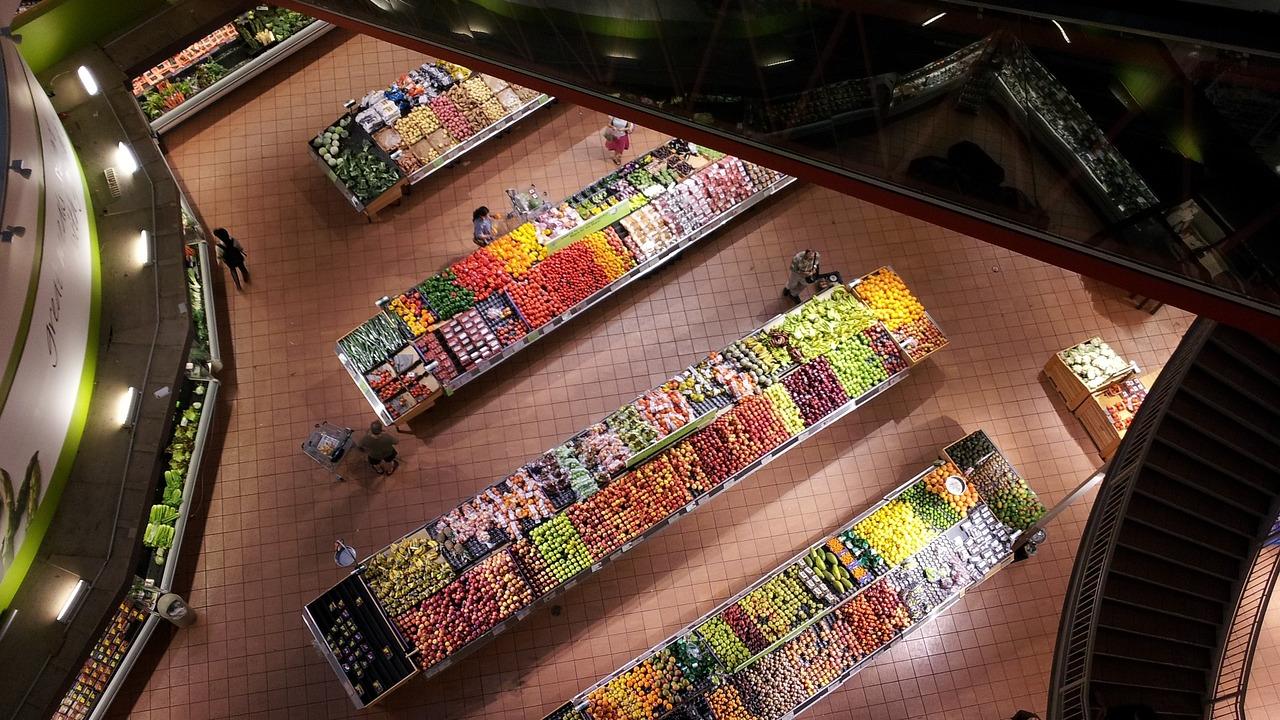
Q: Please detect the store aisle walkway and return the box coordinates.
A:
[115,29,1193,720]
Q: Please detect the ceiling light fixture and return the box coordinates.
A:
[116,386,140,428]
[115,142,139,175]
[763,58,795,67]
[1052,19,1071,43]
[922,12,946,26]
[77,65,98,95]
[136,229,152,266]
[57,579,90,623]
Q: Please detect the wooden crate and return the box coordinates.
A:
[1074,371,1158,459]
[1044,336,1134,411]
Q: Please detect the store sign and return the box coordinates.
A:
[0,41,95,587]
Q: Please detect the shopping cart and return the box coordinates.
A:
[505,185,545,221]
[302,422,355,482]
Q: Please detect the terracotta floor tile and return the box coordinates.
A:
[106,27,1215,720]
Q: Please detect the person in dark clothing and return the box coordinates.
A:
[1010,712,1041,720]
[213,227,249,290]
[357,421,399,475]
[472,206,498,247]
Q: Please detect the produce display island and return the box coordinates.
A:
[307,267,949,708]
[543,429,1046,720]
[1044,336,1151,459]
[308,59,552,217]
[335,140,795,426]
[132,7,332,134]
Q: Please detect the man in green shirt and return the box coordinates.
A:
[358,421,400,475]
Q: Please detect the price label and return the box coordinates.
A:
[591,562,603,572]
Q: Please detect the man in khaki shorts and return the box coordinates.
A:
[357,421,400,475]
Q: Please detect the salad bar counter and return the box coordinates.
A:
[544,429,1045,720]
[335,140,794,425]
[309,59,551,217]
[306,267,946,708]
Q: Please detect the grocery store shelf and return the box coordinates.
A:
[310,270,944,706]
[309,302,925,703]
[84,615,161,720]
[303,607,366,706]
[442,175,798,395]
[553,436,1027,720]
[403,94,553,185]
[571,462,933,704]
[778,551,1014,720]
[59,377,220,719]
[308,139,367,212]
[151,21,336,135]
[188,236,222,369]
[302,573,418,709]
[161,378,220,589]
[413,361,913,686]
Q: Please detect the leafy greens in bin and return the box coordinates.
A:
[149,504,179,525]
[146,383,208,566]
[334,140,401,203]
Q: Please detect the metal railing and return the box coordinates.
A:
[1206,529,1280,720]
[1048,319,1217,720]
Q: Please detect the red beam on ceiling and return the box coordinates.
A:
[282,1,1280,342]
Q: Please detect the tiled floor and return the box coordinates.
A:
[114,29,1198,720]
[1247,587,1280,718]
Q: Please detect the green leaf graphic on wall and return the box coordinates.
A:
[0,453,41,567]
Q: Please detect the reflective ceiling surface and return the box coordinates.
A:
[291,0,1280,330]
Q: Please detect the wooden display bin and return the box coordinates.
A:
[1074,371,1158,459]
[1044,336,1135,411]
